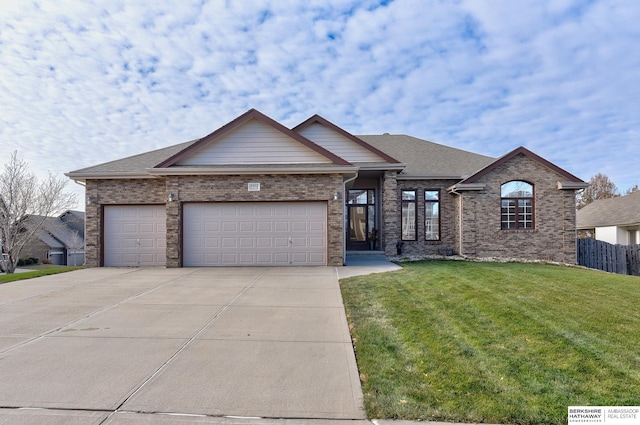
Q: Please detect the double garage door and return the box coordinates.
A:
[104,203,327,267]
[183,202,327,266]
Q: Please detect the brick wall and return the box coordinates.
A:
[85,174,344,267]
[460,154,578,263]
[393,179,460,257]
[382,171,398,256]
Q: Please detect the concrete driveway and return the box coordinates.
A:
[0,267,367,424]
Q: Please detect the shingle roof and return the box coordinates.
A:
[68,133,494,180]
[576,191,640,229]
[357,134,495,178]
[68,140,197,175]
[24,214,85,249]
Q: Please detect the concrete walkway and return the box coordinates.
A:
[0,267,366,424]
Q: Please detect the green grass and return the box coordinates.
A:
[340,261,640,425]
[0,266,84,284]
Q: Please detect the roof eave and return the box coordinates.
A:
[397,174,466,181]
[447,183,487,192]
[558,181,590,190]
[65,172,156,181]
[356,163,406,172]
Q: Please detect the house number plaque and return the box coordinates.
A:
[248,183,260,191]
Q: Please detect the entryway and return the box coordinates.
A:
[346,189,378,251]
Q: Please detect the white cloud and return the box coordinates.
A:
[1,0,639,211]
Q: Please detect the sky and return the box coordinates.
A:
[1,0,639,210]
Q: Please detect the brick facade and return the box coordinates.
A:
[85,174,344,267]
[459,153,578,263]
[382,171,398,256]
[393,178,461,257]
[84,155,579,267]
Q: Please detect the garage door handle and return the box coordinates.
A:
[288,237,292,244]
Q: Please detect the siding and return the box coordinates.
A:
[298,123,385,163]
[176,120,332,165]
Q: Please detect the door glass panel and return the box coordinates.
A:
[349,206,367,241]
[348,190,368,204]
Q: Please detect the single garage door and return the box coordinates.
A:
[104,205,167,266]
[183,202,327,266]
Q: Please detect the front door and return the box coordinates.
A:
[347,189,377,250]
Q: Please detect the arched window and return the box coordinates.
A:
[501,181,534,229]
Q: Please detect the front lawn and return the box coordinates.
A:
[0,266,84,284]
[340,261,640,425]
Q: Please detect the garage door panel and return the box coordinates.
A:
[183,202,326,266]
[237,238,252,248]
[204,238,219,248]
[204,222,218,232]
[309,237,324,247]
[309,222,325,231]
[309,252,325,263]
[205,253,220,264]
[256,222,272,231]
[123,238,138,249]
[104,206,166,267]
[123,223,137,233]
[222,222,237,232]
[256,238,272,248]
[291,221,308,231]
[274,222,289,232]
[240,222,255,232]
[139,223,155,233]
[273,252,289,263]
[291,237,308,247]
[274,237,289,247]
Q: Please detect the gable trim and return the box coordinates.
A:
[293,115,402,164]
[461,146,585,184]
[155,109,352,168]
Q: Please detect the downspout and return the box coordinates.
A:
[449,187,463,256]
[342,171,359,266]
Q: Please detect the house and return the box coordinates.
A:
[66,109,587,268]
[20,211,85,265]
[576,191,640,245]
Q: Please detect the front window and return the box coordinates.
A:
[501,181,534,230]
[402,190,416,240]
[425,190,440,240]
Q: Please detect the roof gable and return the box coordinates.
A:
[157,109,351,168]
[294,115,400,164]
[461,146,585,184]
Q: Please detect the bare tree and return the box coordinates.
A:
[624,183,639,195]
[67,229,84,267]
[0,152,77,273]
[576,173,619,209]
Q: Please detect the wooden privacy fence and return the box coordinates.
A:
[577,238,640,276]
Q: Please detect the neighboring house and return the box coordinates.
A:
[576,191,640,245]
[20,211,86,265]
[66,109,587,268]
